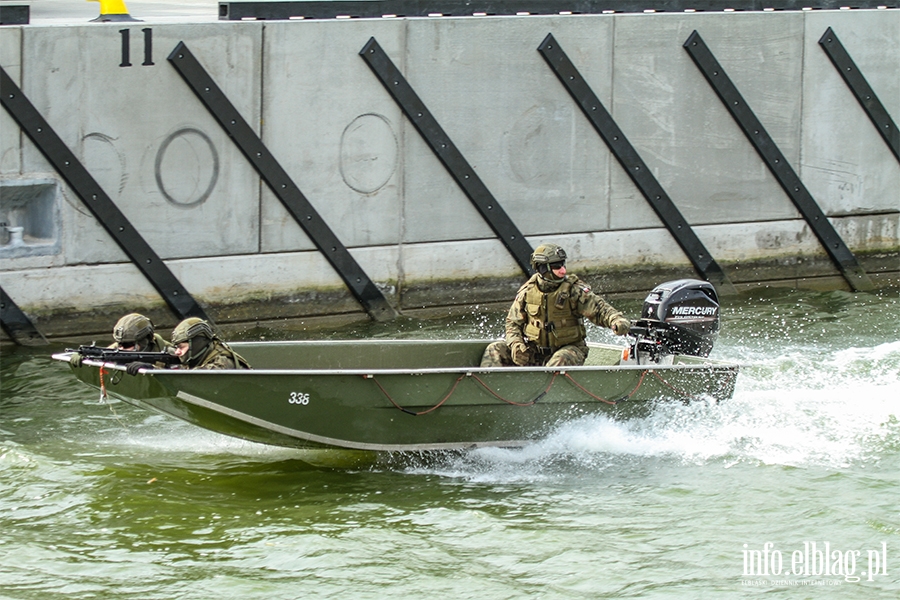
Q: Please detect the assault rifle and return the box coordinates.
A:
[69,345,181,367]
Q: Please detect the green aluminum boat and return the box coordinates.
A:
[52,280,740,452]
[53,338,737,451]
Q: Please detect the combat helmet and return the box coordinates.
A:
[171,317,216,365]
[112,313,154,349]
[530,244,567,280]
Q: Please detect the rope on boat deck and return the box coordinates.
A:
[366,366,736,415]
[469,371,559,406]
[367,373,467,415]
[649,370,697,401]
[562,371,647,406]
[366,370,620,414]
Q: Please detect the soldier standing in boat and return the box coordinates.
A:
[480,243,631,368]
[170,317,251,370]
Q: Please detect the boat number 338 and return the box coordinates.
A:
[288,392,310,405]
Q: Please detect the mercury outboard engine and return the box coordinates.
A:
[622,279,720,364]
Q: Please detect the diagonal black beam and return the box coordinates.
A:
[819,27,899,164]
[167,42,398,321]
[0,66,211,323]
[684,30,874,293]
[0,286,48,346]
[538,33,735,294]
[218,0,900,21]
[360,37,534,275]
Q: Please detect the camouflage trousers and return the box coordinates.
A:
[479,341,587,368]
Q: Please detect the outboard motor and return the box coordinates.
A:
[622,279,720,364]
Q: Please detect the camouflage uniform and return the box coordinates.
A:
[188,340,251,370]
[481,244,629,368]
[171,317,251,370]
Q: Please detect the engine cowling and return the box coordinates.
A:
[626,279,720,361]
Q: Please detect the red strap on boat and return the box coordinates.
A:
[99,365,108,400]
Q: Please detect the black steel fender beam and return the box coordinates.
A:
[538,33,735,294]
[217,0,900,21]
[683,30,874,293]
[0,286,47,346]
[819,27,899,164]
[360,37,534,275]
[167,42,398,321]
[0,66,212,324]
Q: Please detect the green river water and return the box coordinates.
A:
[1,287,898,599]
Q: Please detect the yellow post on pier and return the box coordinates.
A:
[88,0,140,22]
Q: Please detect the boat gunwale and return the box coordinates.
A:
[52,339,738,373]
[51,354,740,377]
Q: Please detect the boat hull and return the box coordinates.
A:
[54,339,738,451]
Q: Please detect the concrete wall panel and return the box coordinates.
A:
[400,16,616,240]
[18,24,263,265]
[260,19,406,253]
[610,13,806,230]
[801,10,900,215]
[0,28,22,176]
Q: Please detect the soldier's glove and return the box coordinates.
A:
[611,317,631,336]
[510,341,532,366]
[125,362,154,376]
[69,352,83,368]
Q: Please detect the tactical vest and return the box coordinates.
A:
[522,275,586,350]
[147,333,171,353]
[195,341,251,369]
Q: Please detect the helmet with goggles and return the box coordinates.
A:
[112,313,154,349]
[530,244,567,280]
[171,317,216,365]
[170,317,214,345]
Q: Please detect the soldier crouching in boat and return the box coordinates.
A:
[110,313,172,353]
[169,317,251,370]
[480,243,631,368]
[68,313,173,368]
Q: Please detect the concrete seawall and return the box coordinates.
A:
[1,8,898,340]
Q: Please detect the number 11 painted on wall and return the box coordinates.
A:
[120,28,154,67]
